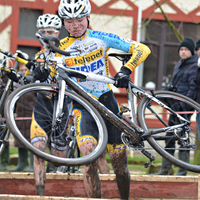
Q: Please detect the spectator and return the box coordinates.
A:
[157,37,198,176]
[193,39,200,164]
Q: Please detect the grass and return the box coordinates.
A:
[5,148,200,176]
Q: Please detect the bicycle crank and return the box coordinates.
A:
[121,132,155,168]
[121,132,144,151]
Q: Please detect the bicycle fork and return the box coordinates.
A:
[52,79,66,131]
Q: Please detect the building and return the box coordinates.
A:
[1,0,199,108]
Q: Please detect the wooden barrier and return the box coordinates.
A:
[0,173,199,199]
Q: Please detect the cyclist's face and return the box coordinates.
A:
[39,27,59,37]
[179,47,192,60]
[64,16,89,38]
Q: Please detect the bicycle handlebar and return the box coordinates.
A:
[35,31,72,56]
[0,49,28,65]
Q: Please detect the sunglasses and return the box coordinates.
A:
[39,29,58,35]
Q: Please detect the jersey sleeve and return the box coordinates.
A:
[89,30,151,72]
[125,42,151,71]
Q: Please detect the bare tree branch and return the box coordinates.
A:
[153,0,183,42]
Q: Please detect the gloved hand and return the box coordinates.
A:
[15,50,29,60]
[114,66,131,88]
[5,68,19,82]
[26,59,36,71]
[33,65,50,82]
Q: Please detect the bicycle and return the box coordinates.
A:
[4,32,200,173]
[0,49,33,155]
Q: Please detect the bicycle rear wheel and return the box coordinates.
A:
[137,90,200,173]
[5,83,108,166]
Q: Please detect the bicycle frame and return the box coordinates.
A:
[49,55,192,166]
[55,59,190,136]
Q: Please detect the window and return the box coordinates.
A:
[141,20,200,90]
[18,9,43,39]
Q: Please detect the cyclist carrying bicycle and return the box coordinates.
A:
[34,0,151,199]
[32,12,111,196]
[29,14,68,196]
[57,0,150,198]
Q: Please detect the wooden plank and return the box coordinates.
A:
[0,173,198,199]
[0,173,198,182]
[0,195,196,200]
[0,195,114,200]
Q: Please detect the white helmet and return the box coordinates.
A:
[36,14,62,30]
[58,0,91,19]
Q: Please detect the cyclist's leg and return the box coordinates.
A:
[80,142,101,198]
[99,91,130,199]
[32,140,46,196]
[98,151,110,174]
[73,103,101,198]
[109,149,130,199]
[30,96,53,196]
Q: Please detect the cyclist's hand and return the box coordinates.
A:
[15,50,29,60]
[33,65,50,82]
[114,66,131,88]
[5,68,19,82]
[26,59,36,71]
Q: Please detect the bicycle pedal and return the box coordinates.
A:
[144,160,152,168]
[141,149,155,168]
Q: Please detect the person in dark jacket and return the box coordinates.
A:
[157,37,198,176]
[194,39,200,165]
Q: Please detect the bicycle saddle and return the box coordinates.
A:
[108,52,132,62]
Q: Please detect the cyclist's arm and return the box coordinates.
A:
[125,42,151,71]
[89,30,151,72]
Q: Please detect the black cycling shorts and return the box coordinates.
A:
[73,90,127,153]
[30,93,69,151]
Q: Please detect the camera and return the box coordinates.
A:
[165,84,177,92]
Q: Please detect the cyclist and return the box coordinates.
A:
[32,13,110,196]
[55,0,151,199]
[30,13,66,196]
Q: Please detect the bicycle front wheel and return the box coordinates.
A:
[5,83,108,166]
[137,90,200,173]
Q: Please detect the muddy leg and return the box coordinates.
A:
[51,148,66,167]
[109,150,130,200]
[33,141,46,196]
[80,142,101,198]
[98,151,110,174]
